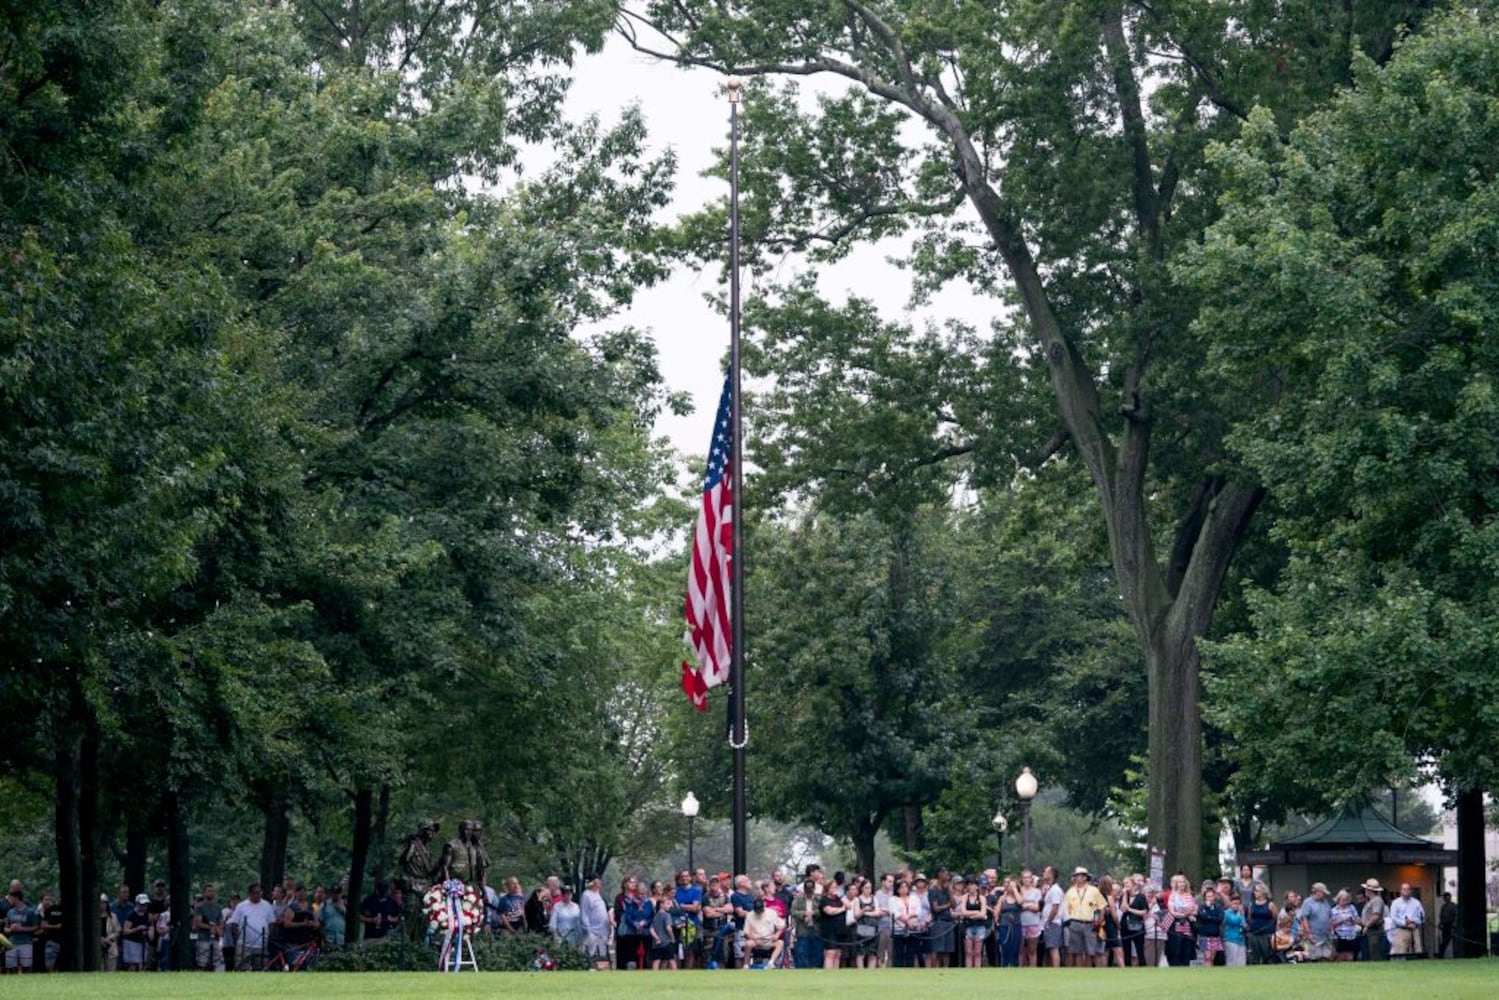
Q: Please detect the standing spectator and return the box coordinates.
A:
[578,877,613,971]
[910,876,933,968]
[1299,882,1334,962]
[220,892,240,971]
[1275,892,1301,960]
[648,884,678,970]
[148,880,170,971]
[1018,870,1043,967]
[1360,878,1387,961]
[1039,866,1065,967]
[548,886,582,949]
[1164,874,1197,967]
[1143,885,1168,967]
[1098,875,1124,968]
[674,870,702,968]
[728,875,756,969]
[36,890,62,971]
[928,869,955,967]
[120,894,152,972]
[853,878,882,969]
[889,880,918,968]
[1222,893,1247,966]
[1246,883,1277,965]
[817,877,848,969]
[1330,889,1360,961]
[357,880,400,943]
[1235,864,1261,901]
[1437,893,1456,959]
[523,887,550,935]
[967,878,997,968]
[281,884,320,967]
[109,883,134,933]
[873,873,895,969]
[1388,882,1424,959]
[790,880,822,969]
[100,894,121,972]
[700,876,730,968]
[1119,875,1147,967]
[1195,884,1224,967]
[4,889,38,974]
[1063,867,1106,967]
[320,887,346,950]
[191,883,222,971]
[228,884,275,971]
[615,875,651,970]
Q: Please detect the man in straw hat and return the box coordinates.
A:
[1063,866,1107,967]
[1359,878,1387,961]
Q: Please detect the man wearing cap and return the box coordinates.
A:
[578,877,613,971]
[1388,882,1424,959]
[1360,879,1387,961]
[1063,867,1107,967]
[1299,882,1334,961]
[744,893,786,968]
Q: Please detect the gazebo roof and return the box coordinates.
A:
[1270,803,1439,849]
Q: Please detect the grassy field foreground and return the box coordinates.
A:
[0,964,1495,999]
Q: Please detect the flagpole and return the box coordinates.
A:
[726,75,748,879]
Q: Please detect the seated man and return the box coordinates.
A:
[743,895,786,968]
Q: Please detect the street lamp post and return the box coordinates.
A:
[1015,767,1038,872]
[991,809,1008,872]
[681,792,700,874]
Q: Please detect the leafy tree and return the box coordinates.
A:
[620,0,1446,879]
[1187,7,1499,955]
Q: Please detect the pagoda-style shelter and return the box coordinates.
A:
[1238,804,1456,957]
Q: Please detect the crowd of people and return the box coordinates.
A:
[478,862,1439,971]
[1,874,348,973]
[2,862,1444,973]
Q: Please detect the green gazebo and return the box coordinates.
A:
[1239,804,1455,957]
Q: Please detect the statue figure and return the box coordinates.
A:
[438,819,477,884]
[469,819,490,888]
[397,819,440,893]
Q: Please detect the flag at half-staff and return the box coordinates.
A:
[682,370,734,712]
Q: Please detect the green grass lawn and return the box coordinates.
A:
[2,964,1495,999]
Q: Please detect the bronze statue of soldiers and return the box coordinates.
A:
[397,819,440,894]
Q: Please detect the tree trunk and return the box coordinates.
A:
[902,804,924,855]
[166,789,194,972]
[54,736,85,972]
[258,785,291,890]
[1145,634,1203,882]
[79,728,102,970]
[346,786,373,945]
[849,819,877,880]
[1455,787,1488,958]
[371,782,391,879]
[125,824,148,899]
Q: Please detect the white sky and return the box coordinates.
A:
[562,35,989,457]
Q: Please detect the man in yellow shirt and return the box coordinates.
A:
[1063,867,1107,967]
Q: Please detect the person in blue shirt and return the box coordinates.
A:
[673,870,703,968]
[728,875,756,969]
[4,890,39,973]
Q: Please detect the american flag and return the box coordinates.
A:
[682,371,734,712]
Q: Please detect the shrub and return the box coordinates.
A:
[310,931,592,972]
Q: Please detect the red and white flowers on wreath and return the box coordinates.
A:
[423,880,482,936]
